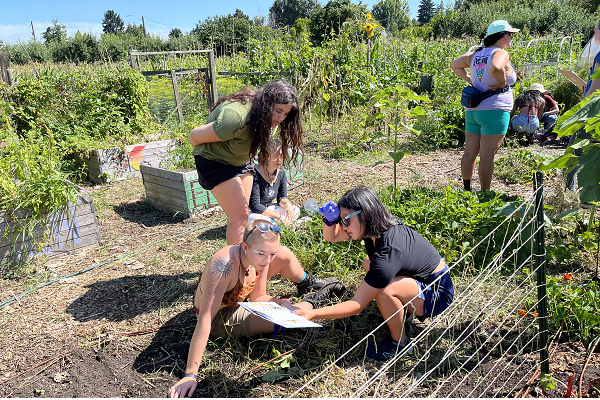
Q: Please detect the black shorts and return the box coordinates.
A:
[194,155,254,190]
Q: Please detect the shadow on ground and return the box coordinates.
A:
[66,272,198,322]
[113,200,187,226]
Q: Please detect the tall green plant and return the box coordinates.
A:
[366,85,429,197]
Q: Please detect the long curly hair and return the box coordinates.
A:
[211,80,303,169]
[515,90,544,110]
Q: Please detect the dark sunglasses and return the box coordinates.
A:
[248,222,281,236]
[339,210,362,227]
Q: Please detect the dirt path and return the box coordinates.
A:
[2,141,596,397]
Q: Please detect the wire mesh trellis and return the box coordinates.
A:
[290,174,550,398]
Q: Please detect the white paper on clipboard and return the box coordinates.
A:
[238,302,322,328]
[559,69,587,92]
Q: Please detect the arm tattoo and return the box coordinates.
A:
[212,257,233,278]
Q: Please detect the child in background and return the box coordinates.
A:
[248,138,301,224]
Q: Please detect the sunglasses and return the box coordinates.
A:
[339,209,362,227]
[248,222,281,237]
[504,32,514,37]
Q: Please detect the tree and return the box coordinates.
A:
[269,0,321,27]
[417,0,436,24]
[126,23,145,37]
[42,19,67,43]
[102,10,124,34]
[169,28,183,39]
[372,0,412,36]
[309,0,367,45]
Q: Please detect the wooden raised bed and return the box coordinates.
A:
[83,139,177,184]
[140,165,217,218]
[0,194,101,265]
[140,156,304,218]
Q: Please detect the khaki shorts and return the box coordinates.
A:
[210,306,254,337]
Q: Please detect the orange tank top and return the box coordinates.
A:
[193,260,259,314]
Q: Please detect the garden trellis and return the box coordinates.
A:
[291,173,551,398]
[130,49,218,126]
[514,36,574,78]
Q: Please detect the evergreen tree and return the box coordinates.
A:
[417,0,436,24]
[102,10,125,34]
[169,28,183,39]
[42,19,67,43]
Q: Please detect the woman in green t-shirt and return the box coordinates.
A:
[189,80,303,244]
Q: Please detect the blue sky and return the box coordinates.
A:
[1,0,420,43]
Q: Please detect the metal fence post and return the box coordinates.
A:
[533,171,549,374]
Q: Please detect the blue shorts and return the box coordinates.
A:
[465,110,510,135]
[416,265,454,322]
[511,114,540,134]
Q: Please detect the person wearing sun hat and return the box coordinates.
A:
[528,83,559,134]
[450,20,519,191]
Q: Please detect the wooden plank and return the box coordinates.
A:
[131,50,212,56]
[141,68,208,77]
[208,50,218,109]
[0,231,101,265]
[143,181,188,201]
[182,170,199,181]
[0,221,99,251]
[146,197,188,217]
[140,165,185,182]
[171,70,184,124]
[142,173,186,191]
[145,188,188,209]
[123,139,177,153]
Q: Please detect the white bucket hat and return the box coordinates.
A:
[529,83,549,94]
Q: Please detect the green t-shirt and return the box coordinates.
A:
[192,101,253,167]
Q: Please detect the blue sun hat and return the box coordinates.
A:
[486,20,520,37]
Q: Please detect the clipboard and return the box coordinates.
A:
[559,69,586,92]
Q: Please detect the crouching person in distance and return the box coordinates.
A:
[294,186,454,361]
[168,220,344,398]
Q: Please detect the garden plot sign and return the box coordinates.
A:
[84,139,177,184]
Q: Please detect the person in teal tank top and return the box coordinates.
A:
[189,80,304,245]
[450,20,519,191]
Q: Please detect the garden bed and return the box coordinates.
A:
[140,165,218,218]
[140,156,304,218]
[83,139,178,184]
[0,194,100,265]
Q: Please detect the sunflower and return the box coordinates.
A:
[368,32,374,38]
[365,23,373,32]
[366,13,372,20]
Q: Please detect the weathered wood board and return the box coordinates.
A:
[0,194,101,265]
[140,165,217,218]
[82,139,178,184]
[140,156,304,218]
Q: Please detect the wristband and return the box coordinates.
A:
[322,216,340,227]
[184,372,197,379]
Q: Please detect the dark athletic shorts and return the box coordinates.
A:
[415,264,454,322]
[194,154,254,190]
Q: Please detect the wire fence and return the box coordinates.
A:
[291,173,550,398]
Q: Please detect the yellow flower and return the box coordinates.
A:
[365,23,373,32]
[368,32,374,38]
[373,23,377,28]
[366,13,372,20]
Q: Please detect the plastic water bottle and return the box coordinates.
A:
[304,198,319,215]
